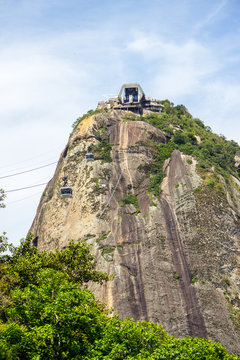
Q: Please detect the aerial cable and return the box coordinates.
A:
[0,156,58,175]
[28,175,53,185]
[5,182,48,193]
[0,145,62,171]
[0,161,57,179]
[6,190,43,205]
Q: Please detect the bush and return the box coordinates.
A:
[173,131,187,145]
[121,194,139,208]
[72,109,102,129]
[206,179,215,188]
[91,125,113,162]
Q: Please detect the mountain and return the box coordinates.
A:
[30,98,240,354]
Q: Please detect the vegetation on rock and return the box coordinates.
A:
[121,194,139,208]
[91,125,113,162]
[72,109,103,130]
[120,194,141,215]
[138,100,240,196]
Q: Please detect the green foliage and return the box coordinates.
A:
[138,103,240,196]
[0,236,111,359]
[191,276,198,285]
[87,318,168,359]
[121,194,139,208]
[123,113,138,122]
[87,317,238,360]
[140,112,174,136]
[0,189,6,208]
[148,142,174,196]
[223,288,240,330]
[120,194,141,215]
[173,131,187,145]
[91,125,113,162]
[101,246,115,256]
[72,109,102,129]
[0,236,238,359]
[96,232,110,244]
[0,233,8,254]
[174,273,181,280]
[92,141,113,162]
[0,270,109,359]
[193,186,202,194]
[224,278,231,287]
[0,234,110,307]
[206,178,215,188]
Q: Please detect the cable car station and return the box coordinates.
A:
[97,83,164,114]
[60,84,164,199]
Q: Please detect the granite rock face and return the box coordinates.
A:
[30,110,240,354]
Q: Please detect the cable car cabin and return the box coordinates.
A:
[60,187,72,198]
[85,153,94,161]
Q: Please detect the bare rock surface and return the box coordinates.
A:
[30,110,240,354]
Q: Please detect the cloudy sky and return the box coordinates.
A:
[1,0,240,245]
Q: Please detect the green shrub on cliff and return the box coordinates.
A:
[121,194,139,208]
[140,102,240,196]
[91,125,113,162]
[72,109,102,130]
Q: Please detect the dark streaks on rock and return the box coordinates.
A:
[160,197,207,338]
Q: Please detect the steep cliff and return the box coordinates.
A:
[30,107,240,354]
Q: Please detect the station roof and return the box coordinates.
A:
[118,83,145,98]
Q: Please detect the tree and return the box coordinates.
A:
[0,269,109,359]
[0,233,8,253]
[0,234,111,295]
[0,237,238,359]
[87,318,238,360]
[0,236,111,359]
[0,189,5,208]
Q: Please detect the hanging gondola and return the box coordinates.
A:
[60,187,72,198]
[85,153,94,161]
[60,176,72,198]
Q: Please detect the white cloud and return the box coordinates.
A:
[0,43,88,119]
[0,28,127,244]
[126,32,219,97]
[126,31,240,143]
[193,81,240,142]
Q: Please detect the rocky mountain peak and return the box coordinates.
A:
[30,106,240,354]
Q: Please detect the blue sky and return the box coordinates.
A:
[1,0,240,245]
